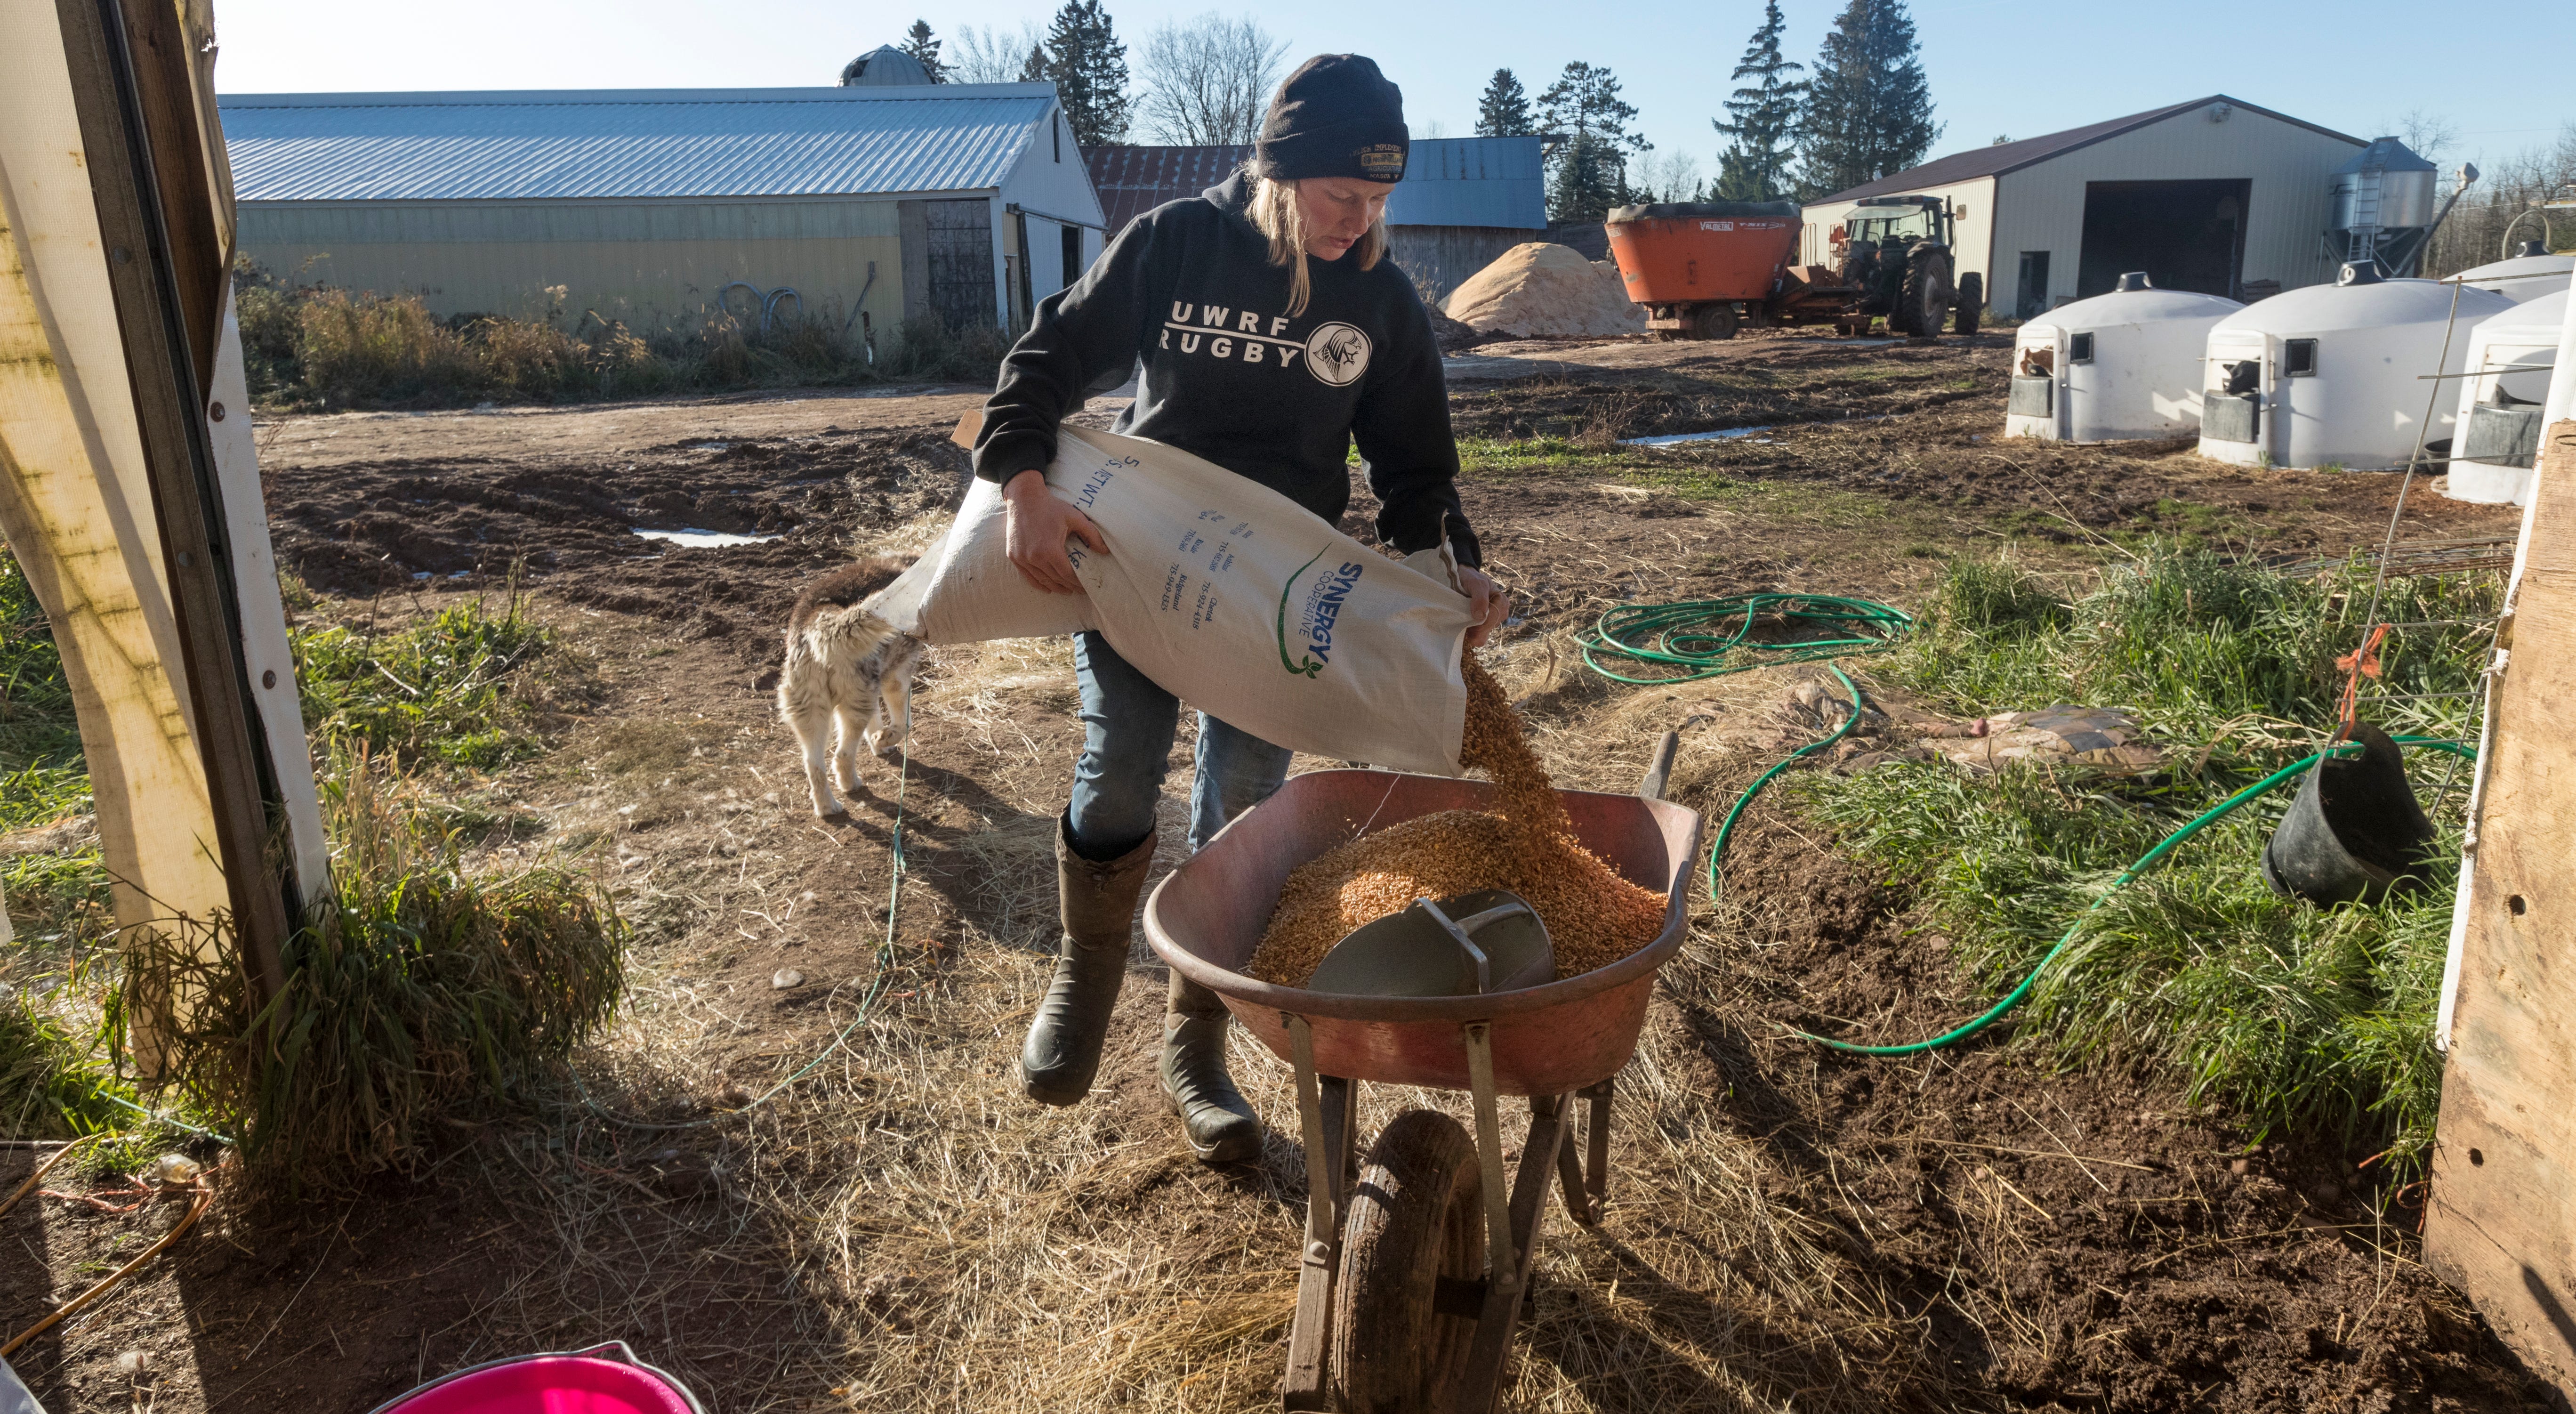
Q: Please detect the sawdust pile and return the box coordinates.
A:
[1442,242,1648,339]
[1246,659,1668,988]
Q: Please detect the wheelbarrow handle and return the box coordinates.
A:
[1637,730,1681,803]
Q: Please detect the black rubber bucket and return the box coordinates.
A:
[2260,723,2438,906]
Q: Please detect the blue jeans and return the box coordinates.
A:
[1067,631,1295,859]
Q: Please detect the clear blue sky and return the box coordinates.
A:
[211,0,2573,182]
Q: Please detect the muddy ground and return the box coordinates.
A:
[2,329,2541,1413]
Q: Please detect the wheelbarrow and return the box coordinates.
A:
[1143,737,1702,1413]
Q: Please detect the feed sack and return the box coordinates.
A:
[874,424,1477,775]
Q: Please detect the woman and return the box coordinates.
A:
[973,54,1508,1163]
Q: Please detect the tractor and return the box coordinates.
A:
[1828,194,1976,338]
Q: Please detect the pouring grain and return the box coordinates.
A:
[1246,659,1668,987]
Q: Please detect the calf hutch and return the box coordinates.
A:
[2006,276,2241,442]
[2197,265,2512,471]
[220,81,1108,337]
[1803,96,2366,318]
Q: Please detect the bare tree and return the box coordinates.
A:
[1634,150,1705,203]
[2426,125,2576,276]
[949,21,1046,84]
[1135,14,1288,146]
[2375,107,2462,167]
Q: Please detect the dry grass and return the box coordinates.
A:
[410,627,1973,1414]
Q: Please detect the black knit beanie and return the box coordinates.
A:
[1255,54,1409,184]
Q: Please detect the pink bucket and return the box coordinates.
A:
[367,1342,705,1414]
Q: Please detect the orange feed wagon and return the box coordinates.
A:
[1603,199,1806,339]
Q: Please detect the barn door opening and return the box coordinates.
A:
[2016,251,2051,319]
[2077,179,2250,299]
[1062,223,1085,287]
[924,199,998,331]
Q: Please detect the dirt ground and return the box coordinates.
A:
[2,329,2541,1413]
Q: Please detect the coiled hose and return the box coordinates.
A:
[1580,594,1913,684]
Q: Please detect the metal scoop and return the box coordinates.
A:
[1306,889,1556,998]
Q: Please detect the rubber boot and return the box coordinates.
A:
[1019,821,1155,1106]
[1159,972,1263,1163]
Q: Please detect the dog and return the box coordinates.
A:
[778,555,924,818]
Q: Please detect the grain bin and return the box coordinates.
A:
[2005,273,2240,442]
[2197,263,2514,471]
[2328,137,2443,275]
[2452,244,2574,304]
[2442,287,2567,504]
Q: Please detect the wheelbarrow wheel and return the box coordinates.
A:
[1333,1109,1485,1414]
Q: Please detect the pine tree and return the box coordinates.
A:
[1537,62,1650,222]
[900,19,946,81]
[1475,69,1533,137]
[1710,0,1804,201]
[1795,0,1938,199]
[1041,0,1132,147]
[1020,44,1049,84]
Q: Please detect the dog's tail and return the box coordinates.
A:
[796,601,903,663]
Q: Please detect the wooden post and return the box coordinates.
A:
[54,0,293,1001]
[2425,419,2576,1398]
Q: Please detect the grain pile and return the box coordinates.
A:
[1441,242,1648,339]
[1246,659,1668,988]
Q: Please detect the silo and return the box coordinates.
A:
[2328,137,2441,275]
[2443,288,2566,504]
[2197,263,2514,470]
[2452,244,2574,305]
[2006,273,2241,442]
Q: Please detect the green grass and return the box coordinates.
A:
[292,586,557,769]
[5,542,612,1166]
[1797,544,2496,1174]
[2,550,107,937]
[1,552,83,818]
[1455,436,1639,477]
[0,984,140,1139]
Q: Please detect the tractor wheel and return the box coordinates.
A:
[1685,302,1739,340]
[1897,251,1954,339]
[1333,1110,1486,1414]
[1954,273,1983,336]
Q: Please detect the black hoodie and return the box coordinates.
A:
[971,172,1480,566]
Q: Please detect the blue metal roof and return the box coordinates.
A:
[219,85,1056,202]
[1384,136,1546,230]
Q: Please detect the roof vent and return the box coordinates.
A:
[2116,271,2153,292]
[2208,102,2232,123]
[2518,240,2551,259]
[2338,261,2385,287]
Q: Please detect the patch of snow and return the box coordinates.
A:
[633,527,780,548]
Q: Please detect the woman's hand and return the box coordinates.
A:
[1457,566,1509,649]
[1002,469,1107,595]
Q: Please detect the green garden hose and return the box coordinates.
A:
[1581,594,1913,684]
[1697,682,2477,1055]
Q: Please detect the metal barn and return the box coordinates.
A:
[220,81,1108,337]
[1802,96,2367,317]
[1081,135,1548,305]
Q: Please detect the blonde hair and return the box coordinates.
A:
[1246,172,1388,317]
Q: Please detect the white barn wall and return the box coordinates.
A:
[1000,106,1107,307]
[1991,109,2359,309]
